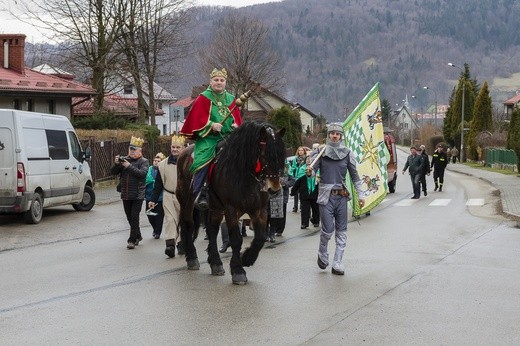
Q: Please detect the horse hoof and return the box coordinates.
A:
[187,258,200,270]
[232,273,248,285]
[211,264,225,276]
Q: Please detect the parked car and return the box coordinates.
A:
[0,109,95,224]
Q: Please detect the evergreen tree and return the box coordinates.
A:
[267,105,302,151]
[506,107,520,172]
[467,81,493,160]
[443,88,456,146]
[381,98,392,128]
[450,64,476,160]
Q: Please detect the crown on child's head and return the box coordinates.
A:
[171,134,186,145]
[129,136,144,148]
[210,68,227,79]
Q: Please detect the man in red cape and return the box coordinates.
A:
[180,68,242,209]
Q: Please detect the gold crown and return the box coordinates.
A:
[129,136,144,148]
[171,134,186,145]
[210,68,227,79]
[155,152,166,160]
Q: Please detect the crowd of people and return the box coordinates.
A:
[402,143,451,198]
[110,67,370,277]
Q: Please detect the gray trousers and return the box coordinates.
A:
[318,194,348,272]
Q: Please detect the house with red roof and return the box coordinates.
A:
[170,85,317,133]
[503,92,520,119]
[0,34,95,118]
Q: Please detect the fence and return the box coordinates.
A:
[484,147,518,171]
[80,138,172,182]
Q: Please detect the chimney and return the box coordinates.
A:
[0,34,26,74]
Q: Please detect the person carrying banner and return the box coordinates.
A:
[306,123,365,275]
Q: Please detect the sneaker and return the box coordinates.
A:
[135,236,143,246]
[127,242,135,249]
[153,233,160,239]
[275,233,283,236]
[434,186,438,191]
[313,223,320,227]
[301,225,307,229]
[317,256,327,270]
[331,268,344,275]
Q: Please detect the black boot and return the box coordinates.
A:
[439,185,443,192]
[194,186,209,210]
[165,239,176,258]
[176,240,185,255]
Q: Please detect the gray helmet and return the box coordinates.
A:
[327,123,344,135]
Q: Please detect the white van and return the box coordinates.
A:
[0,109,95,224]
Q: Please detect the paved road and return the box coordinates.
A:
[1,161,519,344]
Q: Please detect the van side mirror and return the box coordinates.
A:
[81,147,91,162]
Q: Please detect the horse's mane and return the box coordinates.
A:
[217,121,285,189]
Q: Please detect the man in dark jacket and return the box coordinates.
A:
[111,136,149,249]
[431,144,448,191]
[402,146,425,199]
[418,145,431,196]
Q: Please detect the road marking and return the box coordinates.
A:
[395,199,419,206]
[466,198,485,206]
[428,199,451,206]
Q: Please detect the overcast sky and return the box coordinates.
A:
[0,0,283,43]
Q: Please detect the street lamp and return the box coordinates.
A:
[423,86,438,127]
[448,62,465,162]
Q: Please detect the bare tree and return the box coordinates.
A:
[199,12,285,97]
[117,0,192,125]
[2,0,124,112]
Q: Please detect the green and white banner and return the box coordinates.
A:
[343,82,390,216]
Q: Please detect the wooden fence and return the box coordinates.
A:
[80,138,172,182]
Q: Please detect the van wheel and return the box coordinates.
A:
[73,186,96,211]
[24,193,43,224]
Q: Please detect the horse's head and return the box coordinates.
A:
[257,125,286,195]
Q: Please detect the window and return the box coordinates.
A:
[27,99,34,111]
[48,100,55,114]
[68,131,82,161]
[46,130,69,160]
[123,84,133,94]
[13,99,20,110]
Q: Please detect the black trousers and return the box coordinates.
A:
[292,192,299,211]
[146,200,164,236]
[300,199,319,227]
[268,202,287,235]
[123,199,144,242]
[420,173,428,192]
[433,167,446,187]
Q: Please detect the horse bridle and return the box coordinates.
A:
[253,126,280,186]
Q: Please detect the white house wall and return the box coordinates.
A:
[0,96,71,117]
[248,94,314,132]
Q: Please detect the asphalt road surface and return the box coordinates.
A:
[1,153,519,344]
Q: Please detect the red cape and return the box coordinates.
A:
[180,94,242,139]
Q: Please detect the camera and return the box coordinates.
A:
[117,155,130,163]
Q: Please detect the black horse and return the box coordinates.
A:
[176,121,286,284]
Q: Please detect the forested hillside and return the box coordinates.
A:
[24,0,520,119]
[178,0,520,118]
